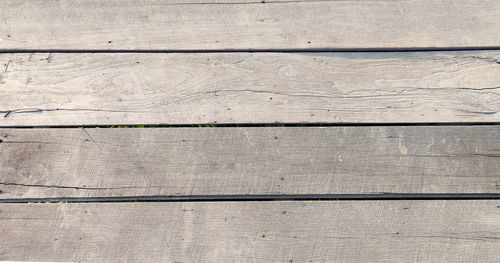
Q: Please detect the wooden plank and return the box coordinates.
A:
[1,0,500,50]
[1,52,500,126]
[0,126,498,199]
[0,201,499,262]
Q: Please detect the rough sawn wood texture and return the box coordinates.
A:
[1,0,500,50]
[0,126,498,199]
[0,201,499,262]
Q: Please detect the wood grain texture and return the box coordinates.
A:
[0,126,498,199]
[1,0,500,50]
[1,51,500,126]
[0,201,499,262]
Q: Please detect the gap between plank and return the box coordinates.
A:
[2,47,500,54]
[1,122,499,129]
[1,194,500,203]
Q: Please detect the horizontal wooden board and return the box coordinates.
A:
[1,51,500,126]
[1,0,500,50]
[0,201,499,262]
[0,126,498,199]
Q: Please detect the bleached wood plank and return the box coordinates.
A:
[0,126,498,199]
[1,51,499,126]
[0,201,499,262]
[1,0,500,50]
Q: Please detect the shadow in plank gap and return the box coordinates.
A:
[2,193,500,204]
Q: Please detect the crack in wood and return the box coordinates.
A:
[464,55,500,65]
[1,108,147,118]
[151,0,337,6]
[0,182,149,191]
[0,59,12,84]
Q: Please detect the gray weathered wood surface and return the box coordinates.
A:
[1,0,500,50]
[2,0,499,261]
[0,126,498,199]
[1,51,499,126]
[0,201,499,262]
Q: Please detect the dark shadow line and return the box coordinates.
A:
[2,47,500,54]
[1,122,499,129]
[1,193,500,203]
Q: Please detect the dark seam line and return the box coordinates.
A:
[0,122,499,129]
[2,47,500,54]
[142,0,390,6]
[1,194,500,203]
